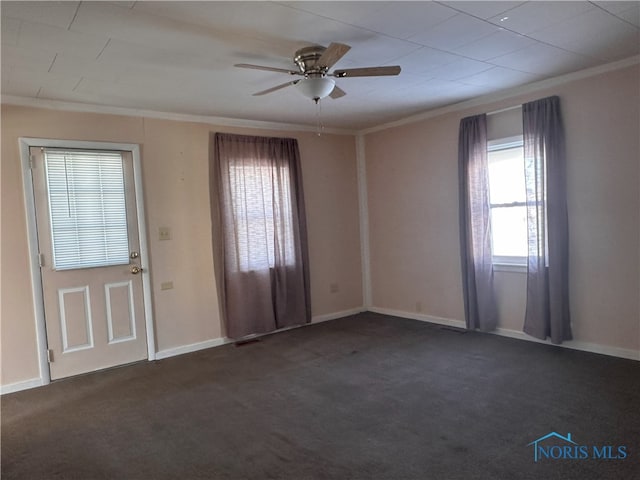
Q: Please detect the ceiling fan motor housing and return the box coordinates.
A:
[294,46,329,75]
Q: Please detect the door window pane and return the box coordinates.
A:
[45,149,129,270]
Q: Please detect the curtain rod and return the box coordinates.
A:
[487,104,522,116]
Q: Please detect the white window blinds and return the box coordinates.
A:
[44,149,130,270]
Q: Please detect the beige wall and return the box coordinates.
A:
[1,106,362,386]
[3,64,638,388]
[365,64,640,352]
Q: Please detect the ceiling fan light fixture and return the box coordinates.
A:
[296,77,336,102]
[237,42,401,102]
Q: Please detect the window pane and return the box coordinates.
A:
[228,163,295,272]
[491,206,527,257]
[488,146,525,204]
[45,150,129,270]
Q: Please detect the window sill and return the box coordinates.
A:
[493,263,527,274]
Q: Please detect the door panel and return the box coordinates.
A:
[58,286,93,352]
[105,281,136,343]
[31,147,147,379]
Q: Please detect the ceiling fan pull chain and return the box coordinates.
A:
[315,100,324,136]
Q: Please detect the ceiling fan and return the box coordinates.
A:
[235,42,401,103]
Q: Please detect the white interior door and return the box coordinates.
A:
[31,147,148,380]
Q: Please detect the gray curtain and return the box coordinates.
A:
[210,132,311,339]
[522,96,572,344]
[458,114,498,331]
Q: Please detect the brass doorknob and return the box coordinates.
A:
[130,265,143,274]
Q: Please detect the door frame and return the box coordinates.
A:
[19,137,156,387]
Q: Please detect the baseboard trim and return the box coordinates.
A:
[154,337,232,360]
[368,307,467,329]
[493,327,640,361]
[153,307,366,361]
[312,307,366,324]
[10,306,631,393]
[368,307,639,361]
[0,377,46,395]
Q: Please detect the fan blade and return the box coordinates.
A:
[329,85,346,99]
[317,42,351,69]
[332,66,401,78]
[253,80,300,96]
[235,63,300,75]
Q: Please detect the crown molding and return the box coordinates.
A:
[2,56,637,137]
[0,95,358,136]
[359,55,640,135]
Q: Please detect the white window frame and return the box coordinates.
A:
[488,135,527,273]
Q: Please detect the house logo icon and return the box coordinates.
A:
[528,431,628,462]
[527,432,577,462]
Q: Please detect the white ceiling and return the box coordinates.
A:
[2,1,639,130]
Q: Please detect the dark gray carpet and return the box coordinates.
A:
[2,313,639,479]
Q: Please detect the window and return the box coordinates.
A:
[45,149,130,270]
[487,136,527,266]
[213,132,310,338]
[227,162,295,272]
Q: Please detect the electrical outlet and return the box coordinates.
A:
[330,283,339,294]
[160,281,174,290]
[159,227,171,241]
[416,301,423,313]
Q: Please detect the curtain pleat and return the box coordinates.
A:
[458,114,498,331]
[522,96,572,344]
[209,132,311,339]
